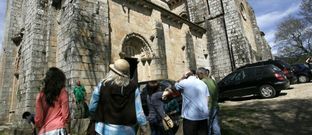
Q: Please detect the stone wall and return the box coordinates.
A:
[110,0,208,81]
[247,0,272,61]
[223,0,253,68]
[0,0,23,124]
[203,0,272,80]
[0,0,110,128]
[186,0,208,25]
[56,0,110,100]
[206,17,233,80]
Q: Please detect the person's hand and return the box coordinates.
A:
[65,123,71,135]
[162,88,171,100]
[140,124,148,135]
[164,115,174,128]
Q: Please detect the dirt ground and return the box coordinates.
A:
[1,84,311,135]
[219,83,312,135]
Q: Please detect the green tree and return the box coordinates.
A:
[275,0,312,60]
[300,0,312,24]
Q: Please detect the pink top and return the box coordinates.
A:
[35,88,70,134]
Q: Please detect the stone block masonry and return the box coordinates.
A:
[0,0,272,133]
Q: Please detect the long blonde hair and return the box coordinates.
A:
[103,70,130,87]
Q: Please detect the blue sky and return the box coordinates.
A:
[0,0,302,54]
[0,0,6,51]
[248,0,301,54]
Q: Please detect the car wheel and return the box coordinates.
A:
[298,75,308,83]
[259,85,276,98]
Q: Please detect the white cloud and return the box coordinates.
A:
[264,30,277,55]
[264,30,275,43]
[257,3,300,30]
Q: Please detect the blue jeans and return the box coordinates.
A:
[208,107,221,135]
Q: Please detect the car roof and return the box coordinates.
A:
[138,79,175,85]
[236,63,274,70]
[237,59,291,70]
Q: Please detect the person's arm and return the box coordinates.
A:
[34,93,43,128]
[151,92,166,118]
[205,85,210,110]
[162,81,184,100]
[134,88,148,135]
[89,82,102,118]
[82,85,86,99]
[152,92,174,129]
[30,122,35,129]
[306,57,311,63]
[174,81,185,92]
[60,88,70,134]
[135,88,148,125]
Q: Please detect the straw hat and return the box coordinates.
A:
[109,59,130,77]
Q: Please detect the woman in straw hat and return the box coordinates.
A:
[88,59,148,135]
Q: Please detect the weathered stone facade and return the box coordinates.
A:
[0,0,271,132]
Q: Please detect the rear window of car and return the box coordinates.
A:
[276,60,291,68]
[302,64,309,68]
[271,65,282,72]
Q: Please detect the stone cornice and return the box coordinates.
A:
[125,0,206,35]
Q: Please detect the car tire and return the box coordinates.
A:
[259,84,276,98]
[298,75,308,83]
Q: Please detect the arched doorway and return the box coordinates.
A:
[121,33,154,82]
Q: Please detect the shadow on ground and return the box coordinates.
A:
[221,92,288,102]
[220,99,312,135]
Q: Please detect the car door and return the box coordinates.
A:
[225,70,246,97]
[219,70,246,97]
[237,68,258,95]
[218,71,238,97]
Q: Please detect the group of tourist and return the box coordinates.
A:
[23,58,222,135]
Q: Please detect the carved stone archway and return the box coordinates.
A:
[122,33,154,60]
[121,33,155,82]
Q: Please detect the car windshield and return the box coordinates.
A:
[302,64,309,68]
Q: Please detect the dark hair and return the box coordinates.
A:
[196,67,206,74]
[159,80,173,91]
[189,68,196,75]
[205,68,210,74]
[146,81,160,95]
[43,67,66,107]
[22,111,31,119]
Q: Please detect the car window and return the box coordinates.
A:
[233,70,245,81]
[224,72,237,82]
[271,65,282,72]
[292,65,299,71]
[277,60,291,68]
[243,68,255,80]
[302,64,309,68]
[222,71,239,84]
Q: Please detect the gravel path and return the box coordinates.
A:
[221,83,312,105]
[220,83,312,135]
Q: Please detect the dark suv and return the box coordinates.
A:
[238,59,296,84]
[218,65,290,100]
[291,64,312,83]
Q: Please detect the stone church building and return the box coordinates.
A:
[0,0,271,129]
